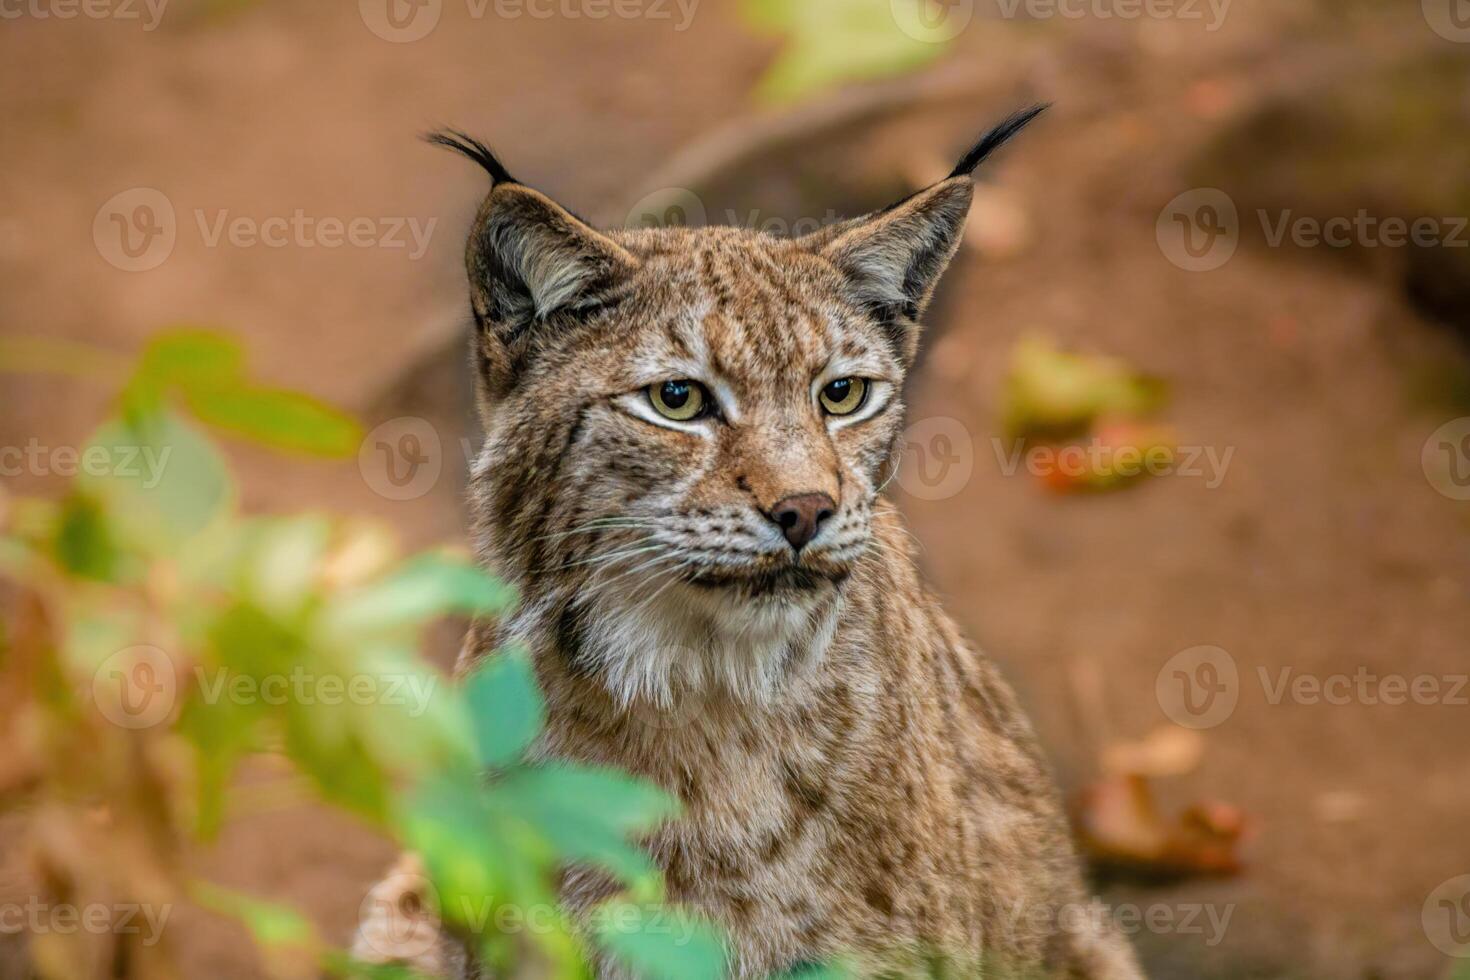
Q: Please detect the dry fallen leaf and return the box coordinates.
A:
[1102,726,1205,779]
[1038,420,1178,494]
[1075,773,1248,879]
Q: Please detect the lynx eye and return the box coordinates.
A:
[648,379,708,421]
[819,377,868,416]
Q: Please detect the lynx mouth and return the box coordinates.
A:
[686,565,844,596]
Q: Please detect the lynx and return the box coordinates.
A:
[354,107,1144,979]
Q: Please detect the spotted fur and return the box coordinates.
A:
[354,110,1142,979]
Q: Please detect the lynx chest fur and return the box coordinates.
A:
[359,110,1142,979]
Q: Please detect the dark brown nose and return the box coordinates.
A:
[767,493,836,551]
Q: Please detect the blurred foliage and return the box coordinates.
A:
[1001,334,1167,439]
[740,0,953,104]
[0,328,728,979]
[999,335,1176,494]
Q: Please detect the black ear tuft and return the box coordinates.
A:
[948,104,1050,179]
[425,129,517,186]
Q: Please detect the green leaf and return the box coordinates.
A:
[79,412,233,554]
[52,493,122,581]
[593,901,727,980]
[329,553,515,635]
[284,699,392,822]
[193,881,316,950]
[492,765,677,885]
[1001,334,1168,438]
[121,327,361,457]
[321,952,428,980]
[181,384,361,457]
[122,329,242,421]
[179,691,266,838]
[464,648,543,769]
[136,329,243,389]
[500,764,678,834]
[401,771,527,924]
[742,0,949,104]
[739,0,789,31]
[775,963,857,980]
[232,515,332,616]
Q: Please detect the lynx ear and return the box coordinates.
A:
[429,130,638,392]
[817,178,974,360]
[809,105,1047,362]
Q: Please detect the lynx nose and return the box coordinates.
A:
[767,493,836,551]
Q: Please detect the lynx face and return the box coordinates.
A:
[438,110,1043,706]
[489,230,908,589]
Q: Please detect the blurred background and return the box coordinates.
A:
[3,0,1470,976]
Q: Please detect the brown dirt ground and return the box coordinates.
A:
[3,0,1469,977]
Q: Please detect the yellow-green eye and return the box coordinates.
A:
[648,379,707,421]
[819,377,868,416]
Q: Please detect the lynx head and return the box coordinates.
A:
[433,107,1045,706]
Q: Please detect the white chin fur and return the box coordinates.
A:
[574,577,841,709]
